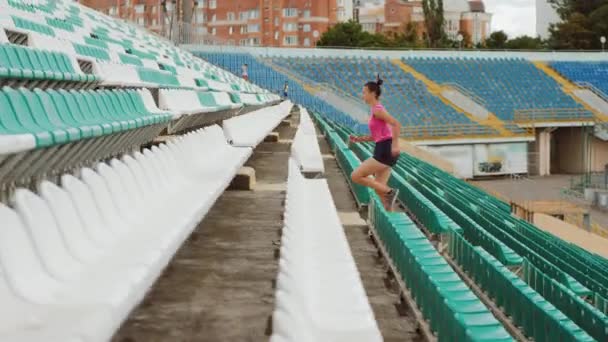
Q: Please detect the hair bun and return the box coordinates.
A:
[377,79,383,86]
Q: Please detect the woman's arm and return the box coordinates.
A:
[373,109,402,155]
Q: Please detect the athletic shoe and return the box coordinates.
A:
[385,188,400,211]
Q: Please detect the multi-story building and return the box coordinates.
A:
[360,0,491,45]
[202,0,353,47]
[536,0,560,39]
[78,0,164,33]
[81,0,354,48]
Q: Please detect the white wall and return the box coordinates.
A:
[422,142,528,179]
[536,0,561,39]
[184,44,608,62]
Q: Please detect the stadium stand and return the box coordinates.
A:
[0,0,295,339]
[315,113,608,341]
[550,61,608,97]
[271,158,381,342]
[194,52,366,132]
[4,0,608,341]
[0,0,282,196]
[406,57,594,122]
[0,125,255,341]
[270,56,500,138]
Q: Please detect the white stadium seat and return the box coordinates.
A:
[270,159,382,342]
[0,125,252,341]
[223,100,294,147]
[290,108,324,174]
[94,63,151,88]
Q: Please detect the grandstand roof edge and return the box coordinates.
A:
[182,44,608,62]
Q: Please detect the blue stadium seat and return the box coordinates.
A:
[406,57,592,121]
[550,61,608,96]
[269,56,496,136]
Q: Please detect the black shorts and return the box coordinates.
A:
[373,139,399,167]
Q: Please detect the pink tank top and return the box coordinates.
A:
[368,103,392,142]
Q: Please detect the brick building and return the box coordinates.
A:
[78,0,164,33]
[80,0,355,48]
[201,0,353,47]
[360,0,491,45]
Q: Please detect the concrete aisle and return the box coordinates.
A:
[113,123,295,342]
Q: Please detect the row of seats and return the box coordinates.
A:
[194,52,362,133]
[385,132,608,338]
[290,108,324,175]
[270,56,498,138]
[0,124,252,341]
[550,61,608,96]
[367,193,512,341]
[340,130,523,267]
[448,231,594,341]
[0,86,171,154]
[1,0,270,96]
[223,100,293,147]
[318,112,608,341]
[271,158,381,342]
[158,89,242,116]
[406,57,592,122]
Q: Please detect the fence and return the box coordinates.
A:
[514,108,595,123]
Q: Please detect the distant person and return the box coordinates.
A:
[349,75,401,211]
[283,81,289,98]
[242,63,248,81]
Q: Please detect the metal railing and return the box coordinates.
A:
[575,81,608,103]
[514,108,595,123]
[443,82,487,106]
[400,123,497,139]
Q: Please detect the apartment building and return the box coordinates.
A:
[81,0,354,48]
[360,0,491,45]
[202,0,353,47]
[78,0,164,33]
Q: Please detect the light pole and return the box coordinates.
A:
[457,33,463,50]
[601,36,606,52]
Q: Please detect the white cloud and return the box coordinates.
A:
[483,0,537,37]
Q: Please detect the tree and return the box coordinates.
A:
[505,35,545,50]
[317,20,366,47]
[548,13,597,49]
[422,0,445,48]
[549,0,606,20]
[485,30,508,49]
[317,20,426,48]
[547,0,608,50]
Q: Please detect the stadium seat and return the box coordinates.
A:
[0,125,252,341]
[223,100,293,147]
[291,108,324,175]
[267,56,499,137]
[0,44,97,88]
[271,158,382,342]
[194,52,361,132]
[550,61,608,96]
[406,57,592,122]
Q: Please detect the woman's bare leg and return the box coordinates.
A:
[351,158,391,194]
[374,167,393,210]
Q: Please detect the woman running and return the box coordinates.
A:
[350,76,401,210]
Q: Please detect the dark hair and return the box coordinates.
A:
[365,74,383,98]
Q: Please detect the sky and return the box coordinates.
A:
[361,0,538,38]
[483,0,537,38]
